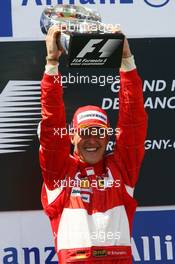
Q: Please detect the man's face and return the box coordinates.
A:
[71,127,108,164]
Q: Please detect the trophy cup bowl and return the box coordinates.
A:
[40,5,102,53]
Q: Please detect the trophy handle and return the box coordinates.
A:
[58,33,70,54]
[55,31,63,50]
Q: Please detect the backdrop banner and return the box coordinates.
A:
[0,0,175,40]
[0,38,175,210]
[0,208,175,263]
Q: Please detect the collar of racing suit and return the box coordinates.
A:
[73,152,108,178]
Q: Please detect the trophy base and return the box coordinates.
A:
[67,33,124,68]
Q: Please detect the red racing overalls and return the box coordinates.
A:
[39,68,147,264]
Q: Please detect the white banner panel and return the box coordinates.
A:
[0,0,175,41]
[0,211,58,263]
[0,207,175,263]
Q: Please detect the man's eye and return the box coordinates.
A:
[79,129,89,137]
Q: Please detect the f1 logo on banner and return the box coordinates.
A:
[68,34,124,68]
[0,0,12,37]
[76,39,119,58]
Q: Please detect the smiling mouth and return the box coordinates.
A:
[84,147,99,152]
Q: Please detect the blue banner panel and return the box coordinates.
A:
[0,0,12,37]
[132,209,175,263]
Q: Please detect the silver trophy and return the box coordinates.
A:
[40,5,120,53]
[40,5,123,68]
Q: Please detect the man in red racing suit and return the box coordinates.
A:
[39,26,147,264]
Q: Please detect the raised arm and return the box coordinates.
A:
[114,37,148,192]
[39,26,71,190]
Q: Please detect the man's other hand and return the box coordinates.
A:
[45,25,64,65]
